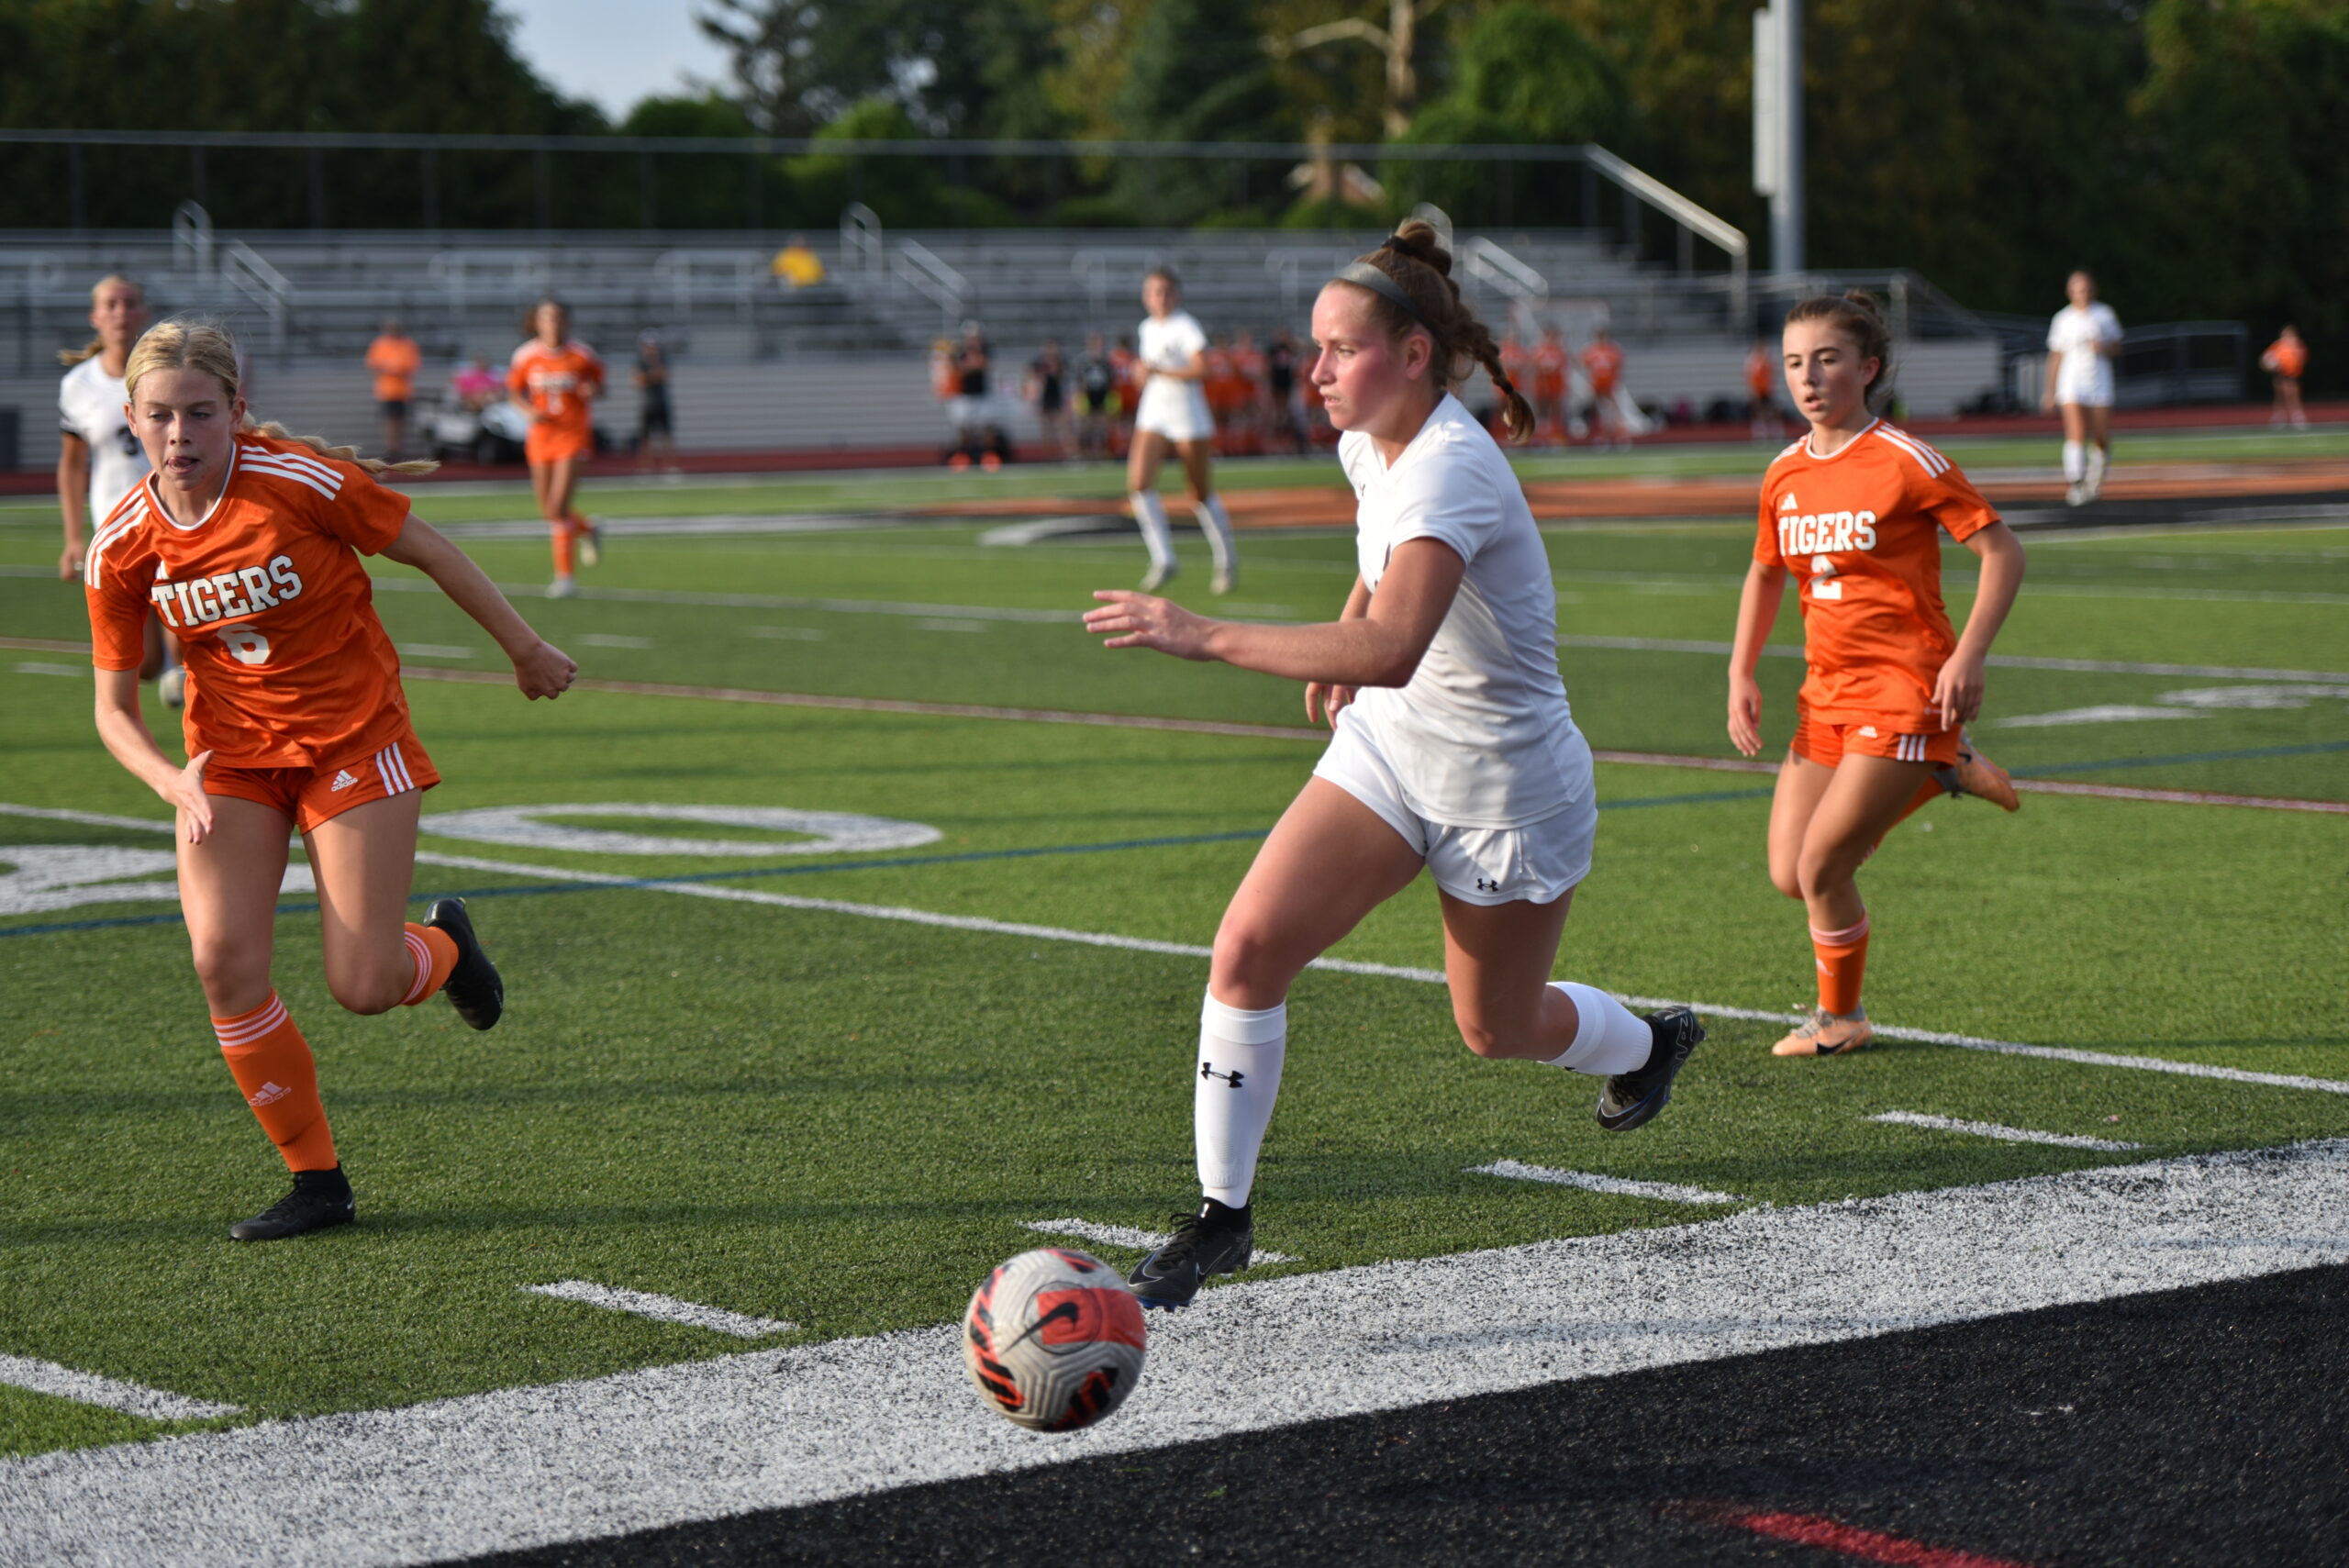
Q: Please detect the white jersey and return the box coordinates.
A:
[2047,302,2121,405]
[1335,392,1590,828]
[59,355,150,519]
[1134,309,1213,442]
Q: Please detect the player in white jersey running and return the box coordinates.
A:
[1085,222,1706,1308]
[57,273,180,704]
[1127,268,1239,595]
[2043,270,2122,506]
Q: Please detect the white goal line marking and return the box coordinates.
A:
[7,1141,2344,1567]
[1869,1111,2144,1152]
[1467,1160,1745,1206]
[0,1353,241,1422]
[1019,1218,1298,1266]
[6,801,2342,1096]
[520,1281,794,1341]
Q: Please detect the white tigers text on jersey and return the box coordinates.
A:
[59,355,150,518]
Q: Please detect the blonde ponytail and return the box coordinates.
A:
[126,318,439,477]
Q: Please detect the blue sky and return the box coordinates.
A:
[501,1,736,119]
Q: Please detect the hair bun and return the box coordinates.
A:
[1386,219,1453,279]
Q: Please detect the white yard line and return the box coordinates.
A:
[5,1141,2344,1566]
[1467,1160,1745,1205]
[4,800,2343,1096]
[0,1354,240,1422]
[371,577,1088,624]
[1868,1111,2143,1152]
[1019,1218,1298,1265]
[520,1282,793,1340]
[1557,634,2349,684]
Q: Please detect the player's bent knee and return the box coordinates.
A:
[1208,922,1292,1002]
[326,962,407,1017]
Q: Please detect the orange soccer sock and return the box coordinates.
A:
[550,518,576,577]
[212,993,338,1173]
[1809,914,1872,1018]
[399,922,459,1006]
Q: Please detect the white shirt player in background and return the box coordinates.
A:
[1084,224,1705,1310]
[1126,268,1238,594]
[56,273,179,701]
[2043,269,2122,506]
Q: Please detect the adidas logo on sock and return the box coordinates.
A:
[329,769,361,792]
[247,1081,291,1107]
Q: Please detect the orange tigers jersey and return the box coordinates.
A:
[507,339,604,440]
[1755,418,1998,728]
[84,434,417,769]
[1578,341,1624,395]
[1532,342,1569,401]
[2265,338,2308,379]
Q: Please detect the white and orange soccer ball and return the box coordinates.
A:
[963,1247,1147,1431]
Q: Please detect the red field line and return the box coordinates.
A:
[7,639,2337,814]
[1689,1505,2036,1568]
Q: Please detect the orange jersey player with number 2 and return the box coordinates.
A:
[84,319,577,1240]
[1728,291,2027,1058]
[508,296,605,598]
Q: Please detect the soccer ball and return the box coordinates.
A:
[963,1247,1147,1431]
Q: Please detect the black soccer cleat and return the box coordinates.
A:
[1127,1199,1254,1310]
[426,896,503,1031]
[1595,1006,1707,1132]
[229,1166,354,1241]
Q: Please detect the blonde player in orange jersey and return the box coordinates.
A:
[85,320,577,1240]
[507,297,605,598]
[1728,291,2028,1058]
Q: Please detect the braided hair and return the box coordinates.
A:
[1330,220,1536,443]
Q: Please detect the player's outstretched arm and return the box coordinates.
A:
[1087,539,1463,689]
[1935,521,2026,728]
[1727,559,1787,758]
[379,517,578,700]
[93,667,215,841]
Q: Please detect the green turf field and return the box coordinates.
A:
[3,431,2344,1460]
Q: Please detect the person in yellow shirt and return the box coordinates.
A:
[364,320,422,462]
[772,235,826,290]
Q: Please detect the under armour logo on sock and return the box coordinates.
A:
[1200,1062,1245,1088]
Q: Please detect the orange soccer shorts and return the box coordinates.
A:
[203,730,440,832]
[526,424,594,466]
[1790,705,1959,770]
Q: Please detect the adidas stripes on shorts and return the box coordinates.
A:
[202,728,440,831]
[1789,703,1959,769]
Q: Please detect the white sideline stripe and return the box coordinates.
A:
[1019,1218,1299,1266]
[0,1354,240,1422]
[6,1141,2345,1567]
[1468,1160,1745,1206]
[1869,1111,2144,1152]
[4,801,2344,1096]
[372,575,1088,623]
[521,1282,794,1340]
[1557,634,2349,684]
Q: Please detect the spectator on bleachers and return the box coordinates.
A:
[772,235,826,290]
[949,321,1005,470]
[1232,329,1268,456]
[1533,325,1572,446]
[1746,339,1786,439]
[634,331,678,473]
[1027,338,1074,460]
[1264,328,1307,453]
[364,318,420,462]
[451,358,501,412]
[1075,333,1117,459]
[1109,335,1142,456]
[1580,327,1631,450]
[2263,326,2310,429]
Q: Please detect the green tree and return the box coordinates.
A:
[1386,3,1625,225]
[1108,0,1291,224]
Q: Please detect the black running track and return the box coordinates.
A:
[464,1264,2348,1568]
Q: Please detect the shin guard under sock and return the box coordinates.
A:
[1131,491,1177,573]
[212,992,338,1173]
[1542,982,1654,1074]
[1196,993,1286,1207]
[1811,915,1871,1017]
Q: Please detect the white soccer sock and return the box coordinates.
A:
[2086,445,2108,484]
[1193,495,1236,576]
[1195,992,1286,1207]
[1541,982,1653,1075]
[2062,440,2086,484]
[1130,491,1177,572]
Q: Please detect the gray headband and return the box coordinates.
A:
[1330,260,1427,328]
